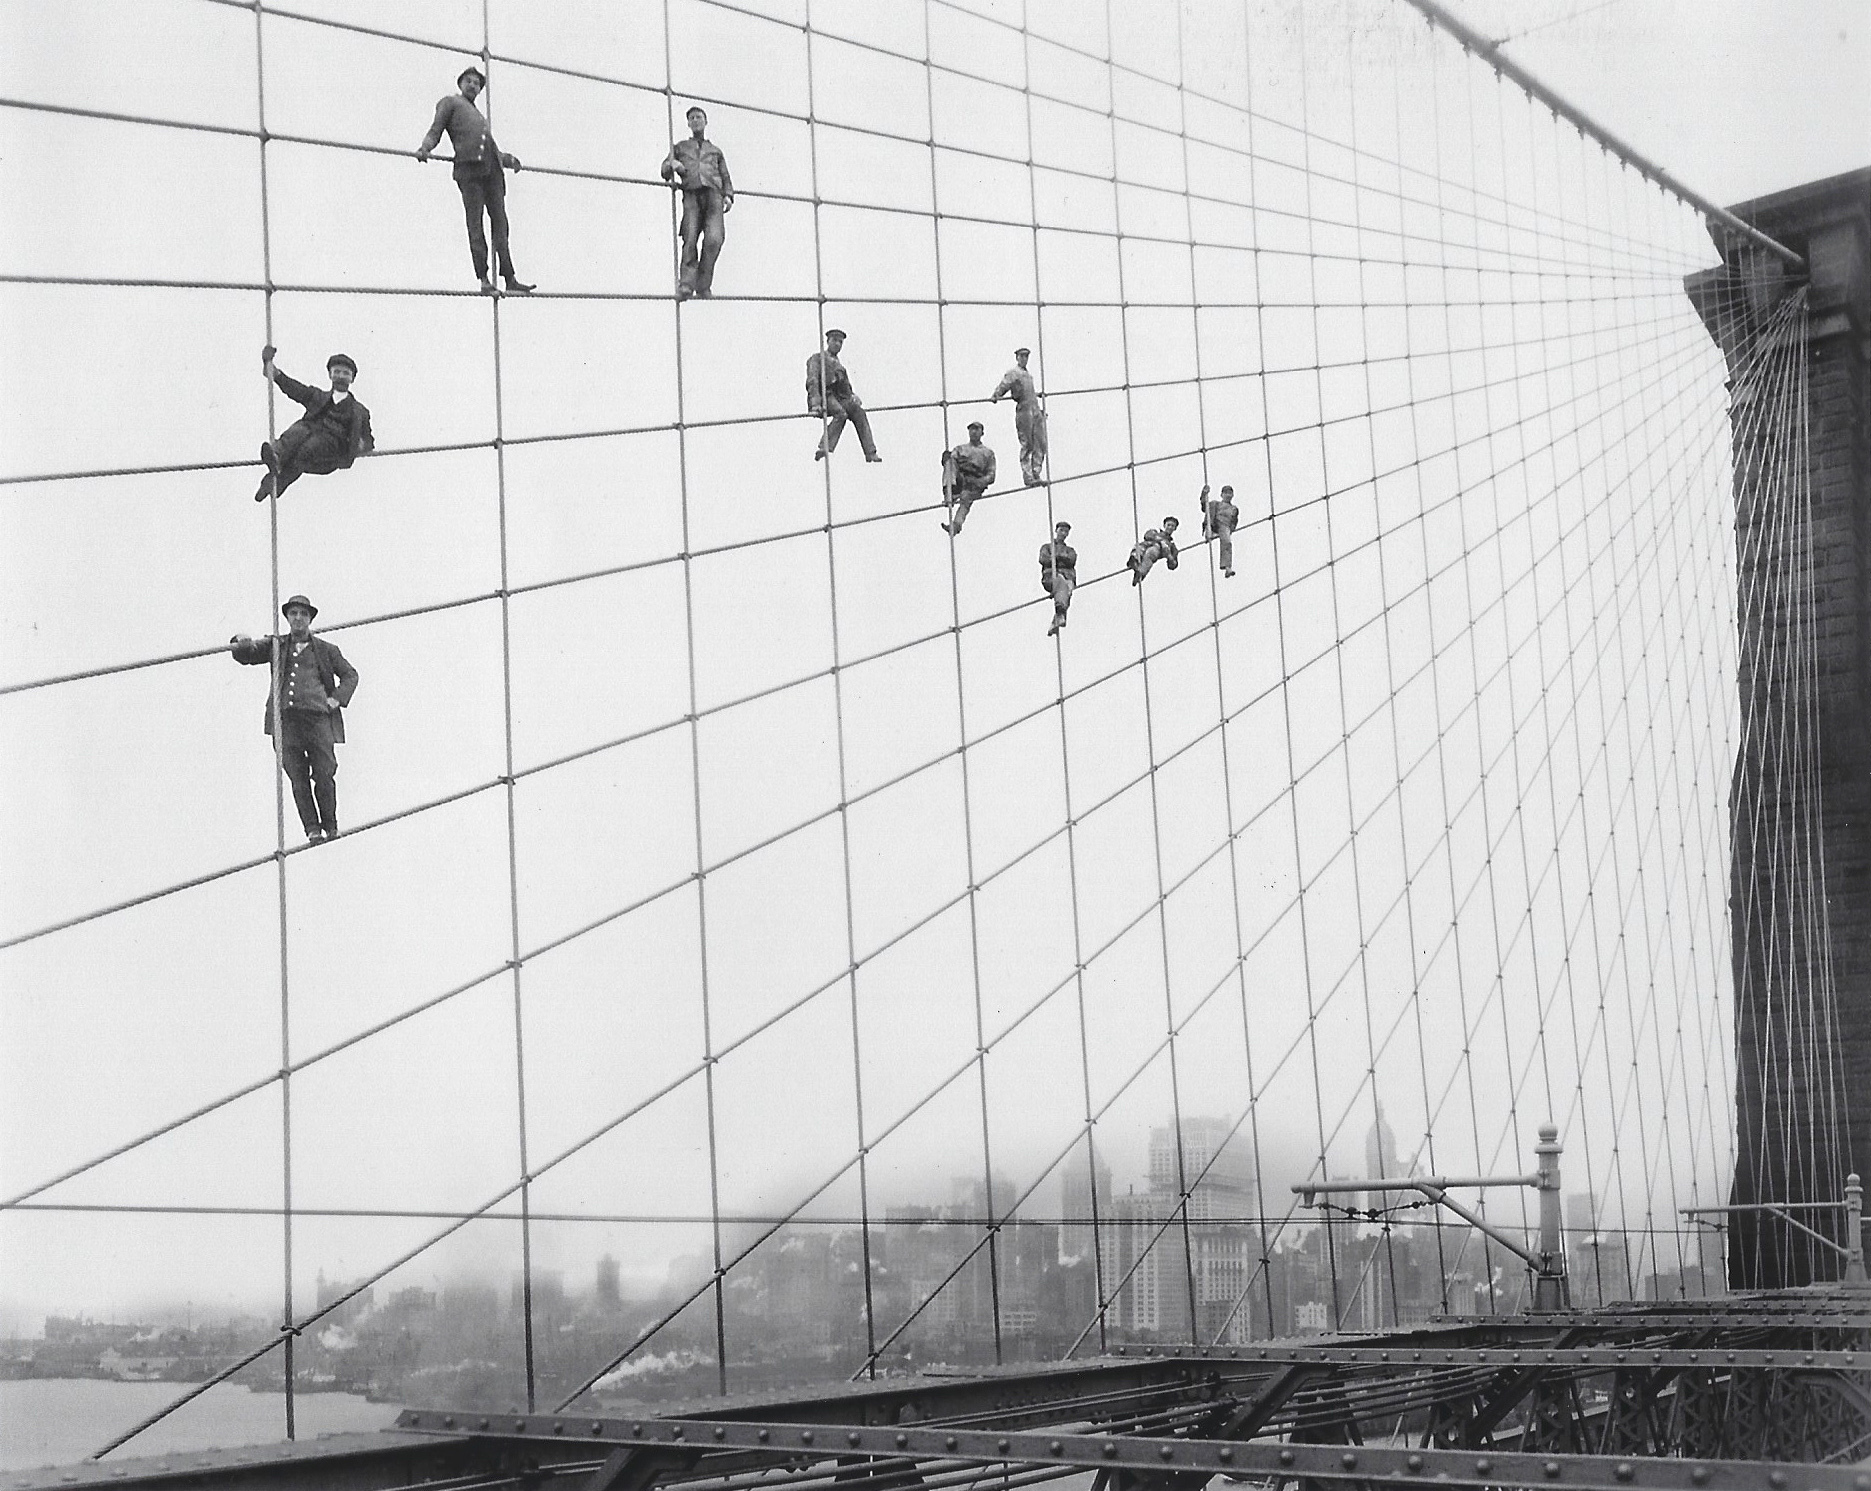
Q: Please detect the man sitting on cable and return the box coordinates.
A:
[255,345,374,503]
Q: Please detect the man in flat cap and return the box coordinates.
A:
[1039,520,1076,636]
[256,345,374,503]
[416,65,535,295]
[1199,483,1238,578]
[230,595,359,845]
[990,346,1047,487]
[660,105,734,300]
[1127,515,1180,585]
[940,421,997,535]
[806,329,881,463]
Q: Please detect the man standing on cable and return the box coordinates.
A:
[416,65,535,295]
[1039,520,1076,636]
[806,328,882,463]
[941,421,996,535]
[1199,483,1238,578]
[990,346,1047,487]
[661,105,733,300]
[255,345,374,503]
[230,595,359,846]
[1127,515,1180,585]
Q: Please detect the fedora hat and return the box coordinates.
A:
[281,594,318,619]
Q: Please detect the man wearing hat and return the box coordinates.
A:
[416,66,535,294]
[660,105,734,300]
[1127,515,1180,584]
[231,596,359,845]
[1199,483,1239,578]
[1038,520,1076,636]
[806,329,881,463]
[256,345,375,503]
[990,346,1047,487]
[940,421,997,535]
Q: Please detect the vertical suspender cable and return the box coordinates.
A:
[1102,0,1202,1345]
[803,0,883,1374]
[659,0,732,1393]
[250,0,296,1438]
[479,10,539,1411]
[1013,0,1113,1357]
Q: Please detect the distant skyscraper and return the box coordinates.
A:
[1363,1105,1404,1215]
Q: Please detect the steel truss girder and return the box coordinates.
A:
[390,1410,1871,1491]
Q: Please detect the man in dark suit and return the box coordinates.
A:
[256,345,375,502]
[231,595,359,844]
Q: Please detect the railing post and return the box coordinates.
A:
[1533,1123,1568,1311]
[1847,1173,1867,1285]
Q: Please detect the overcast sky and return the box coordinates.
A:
[0,0,1857,1411]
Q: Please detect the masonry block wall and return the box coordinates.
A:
[1688,168,1871,1290]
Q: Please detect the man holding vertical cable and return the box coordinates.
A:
[1200,483,1238,578]
[661,105,733,300]
[417,65,535,295]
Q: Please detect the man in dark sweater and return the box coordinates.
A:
[806,329,881,462]
[416,66,534,294]
[256,345,375,503]
[230,595,359,845]
[1039,521,1076,636]
[940,422,996,535]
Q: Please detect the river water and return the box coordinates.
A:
[0,1380,400,1472]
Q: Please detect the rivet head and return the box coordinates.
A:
[1691,1470,1710,1487]
[1769,1474,1788,1489]
[998,1439,1011,1454]
[945,1437,958,1452]
[671,1427,684,1440]
[1613,1469,1635,1485]
[1406,1454,1424,1471]
[1049,1441,1062,1454]
[478,1418,490,1430]
[1544,1461,1561,1478]
[631,1424,643,1437]
[847,1433,862,1448]
[1278,1450,1294,1467]
[1160,1446,1175,1461]
[801,1431,814,1445]
[553,1423,565,1435]
[714,1427,726,1441]
[758,1429,770,1443]
[896,1434,909,1449]
[1103,1443,1118,1459]
[443,1417,456,1429]
[1217,1447,1233,1463]
[1475,1459,1493,1475]
[1340,1453,1358,1470]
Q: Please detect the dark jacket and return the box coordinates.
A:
[273,368,374,466]
[232,633,359,742]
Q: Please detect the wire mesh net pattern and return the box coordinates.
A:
[0,0,1785,1455]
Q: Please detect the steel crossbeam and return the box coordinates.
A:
[1115,1345,1869,1369]
[383,1410,1871,1490]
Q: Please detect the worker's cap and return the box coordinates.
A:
[825,327,846,339]
[685,104,708,118]
[281,594,319,619]
[326,353,358,376]
[1218,484,1234,495]
[1162,515,1180,529]
[1054,520,1072,533]
[967,421,985,432]
[458,66,486,86]
[1014,346,1031,356]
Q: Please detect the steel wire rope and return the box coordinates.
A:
[656,0,735,1395]
[914,0,1010,1368]
[5,306,1729,1231]
[1199,328,1756,1338]
[463,15,545,1414]
[0,281,1701,514]
[1100,0,1205,1356]
[1015,0,1114,1361]
[804,0,885,1377]
[0,0,1758,1436]
[245,0,301,1438]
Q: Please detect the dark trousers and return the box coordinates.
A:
[678,187,727,296]
[258,421,346,500]
[278,708,338,837]
[457,162,515,281]
[815,395,877,459]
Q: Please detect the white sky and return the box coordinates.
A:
[0,0,1857,1412]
